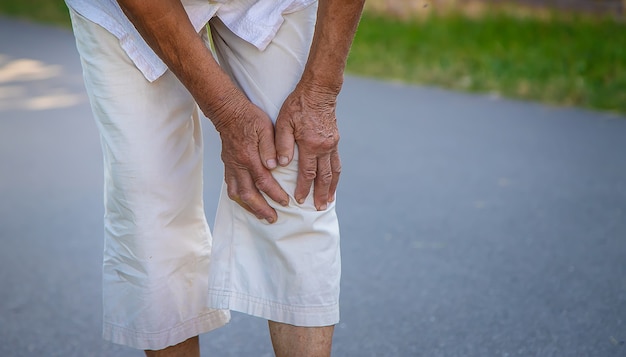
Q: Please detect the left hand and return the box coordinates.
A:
[274,84,342,211]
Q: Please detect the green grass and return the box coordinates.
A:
[348,11,626,113]
[0,0,70,27]
[1,2,624,113]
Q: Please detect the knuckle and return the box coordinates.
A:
[318,171,333,185]
[227,186,238,200]
[305,139,334,152]
[223,146,255,164]
[237,154,253,166]
[252,174,271,190]
[297,131,338,151]
[239,190,255,203]
[301,169,317,181]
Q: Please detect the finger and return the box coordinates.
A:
[328,151,341,203]
[232,198,258,220]
[250,164,289,207]
[230,169,278,223]
[257,119,278,170]
[313,154,332,211]
[240,175,278,223]
[225,174,262,219]
[274,112,295,167]
[294,148,318,205]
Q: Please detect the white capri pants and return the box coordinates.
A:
[70,2,340,351]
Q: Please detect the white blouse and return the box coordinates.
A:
[66,0,315,81]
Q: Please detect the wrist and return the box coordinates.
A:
[299,68,344,97]
[202,86,247,133]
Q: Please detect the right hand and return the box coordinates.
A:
[213,94,289,224]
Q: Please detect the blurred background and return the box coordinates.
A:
[1,1,625,356]
[1,0,624,113]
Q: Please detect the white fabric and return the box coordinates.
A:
[68,0,339,350]
[69,9,230,350]
[64,0,315,82]
[208,5,341,327]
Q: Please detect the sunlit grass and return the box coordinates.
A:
[1,1,624,113]
[0,0,70,27]
[348,10,626,113]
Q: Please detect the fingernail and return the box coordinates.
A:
[328,195,335,203]
[266,216,275,224]
[266,159,277,169]
[297,198,304,204]
[318,204,327,211]
[281,200,289,207]
[279,156,289,166]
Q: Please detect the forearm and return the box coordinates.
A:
[300,0,365,95]
[118,0,289,222]
[116,0,246,129]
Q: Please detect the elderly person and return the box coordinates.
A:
[66,0,363,355]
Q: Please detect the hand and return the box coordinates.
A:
[274,84,341,211]
[214,94,289,223]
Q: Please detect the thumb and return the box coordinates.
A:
[257,119,278,170]
[275,113,295,167]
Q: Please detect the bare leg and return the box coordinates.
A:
[144,336,200,357]
[268,321,334,357]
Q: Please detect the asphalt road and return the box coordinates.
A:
[1,16,625,357]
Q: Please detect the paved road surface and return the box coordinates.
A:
[1,16,625,357]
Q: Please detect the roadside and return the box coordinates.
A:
[351,10,626,114]
[1,0,624,114]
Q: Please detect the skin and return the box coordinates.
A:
[269,322,335,357]
[144,336,199,357]
[116,0,364,355]
[118,0,288,224]
[275,0,365,210]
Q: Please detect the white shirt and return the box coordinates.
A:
[66,0,315,82]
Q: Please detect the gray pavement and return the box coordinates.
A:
[1,16,626,357]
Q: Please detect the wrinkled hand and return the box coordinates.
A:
[274,84,341,211]
[214,96,289,223]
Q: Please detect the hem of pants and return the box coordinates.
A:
[208,289,339,327]
[103,309,231,350]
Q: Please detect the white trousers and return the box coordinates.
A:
[70,3,340,351]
